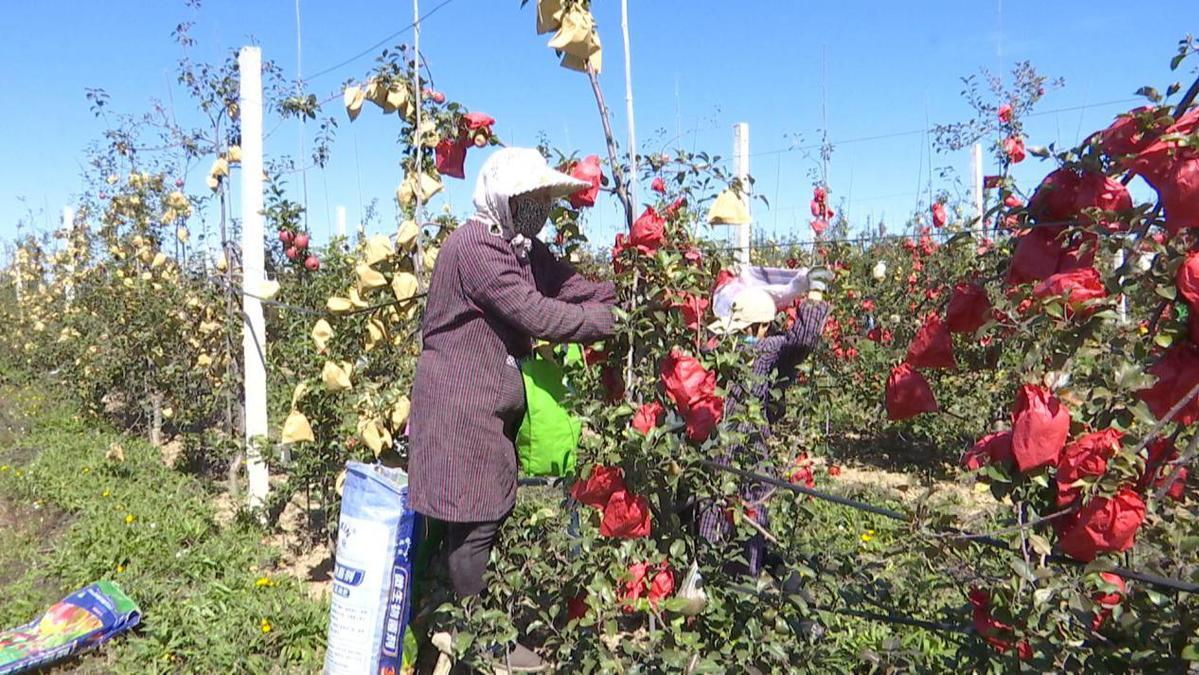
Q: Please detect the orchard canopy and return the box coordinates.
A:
[3,2,1199,672]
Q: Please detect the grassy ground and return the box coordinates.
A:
[0,382,327,674]
[0,372,991,673]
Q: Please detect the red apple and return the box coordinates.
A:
[293,233,310,249]
[304,255,320,271]
[279,229,294,245]
[473,134,488,148]
[285,246,300,261]
[427,90,445,104]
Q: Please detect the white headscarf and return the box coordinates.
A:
[471,147,590,258]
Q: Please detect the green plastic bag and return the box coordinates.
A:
[516,351,580,477]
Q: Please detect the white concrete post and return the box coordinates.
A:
[733,122,751,267]
[621,0,637,211]
[239,46,270,512]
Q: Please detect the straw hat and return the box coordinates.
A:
[708,287,778,334]
[474,147,590,203]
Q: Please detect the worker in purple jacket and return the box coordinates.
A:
[698,280,831,578]
[408,148,616,668]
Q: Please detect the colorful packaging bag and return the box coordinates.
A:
[516,352,581,477]
[0,581,141,674]
[324,462,420,675]
[712,266,812,319]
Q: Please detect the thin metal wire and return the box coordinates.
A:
[727,585,971,636]
[657,215,1111,255]
[748,97,1142,158]
[303,0,458,83]
[212,276,427,318]
[698,459,1199,594]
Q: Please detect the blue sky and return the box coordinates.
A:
[1,0,1196,252]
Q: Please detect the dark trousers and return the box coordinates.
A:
[423,513,510,597]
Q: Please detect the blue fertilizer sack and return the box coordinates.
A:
[0,581,140,674]
[325,462,420,675]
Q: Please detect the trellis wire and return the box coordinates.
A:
[303,0,458,82]
[699,459,1199,594]
[658,214,1126,255]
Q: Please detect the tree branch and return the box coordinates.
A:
[586,67,633,230]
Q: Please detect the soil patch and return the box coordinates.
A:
[0,491,73,602]
[264,484,335,602]
[815,456,1001,523]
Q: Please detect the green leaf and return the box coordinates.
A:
[1154,284,1177,300]
[1171,53,1187,71]
[1010,559,1036,582]
[1136,86,1163,103]
[1146,589,1169,606]
[1028,533,1053,556]
[669,539,686,558]
[1154,333,1174,349]
[1167,82,1182,97]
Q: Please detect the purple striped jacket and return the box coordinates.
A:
[409,219,616,522]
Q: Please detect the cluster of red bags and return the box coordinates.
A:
[571,465,652,539]
[969,588,1032,660]
[660,350,723,441]
[434,112,496,179]
[1114,108,1199,235]
[664,292,710,332]
[613,207,667,272]
[887,281,1001,421]
[962,378,1188,561]
[568,466,673,616]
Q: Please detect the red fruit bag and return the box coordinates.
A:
[682,394,723,442]
[1177,251,1199,307]
[571,465,626,508]
[600,489,652,539]
[1011,384,1070,472]
[885,363,938,421]
[434,136,468,179]
[1033,267,1107,318]
[631,402,665,435]
[962,431,1013,470]
[1007,228,1064,286]
[1057,488,1146,562]
[568,155,602,209]
[1139,342,1199,425]
[905,314,956,369]
[945,283,991,334]
[660,350,717,410]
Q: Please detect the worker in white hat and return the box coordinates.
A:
[698,270,832,578]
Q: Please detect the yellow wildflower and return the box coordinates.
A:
[125,514,135,525]
[255,576,274,588]
[260,619,272,633]
[102,489,111,497]
[860,529,876,543]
